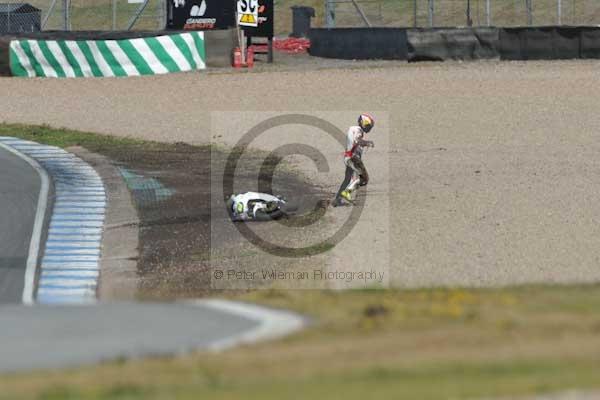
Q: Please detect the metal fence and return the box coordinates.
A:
[321,0,600,28]
[0,0,166,32]
[3,1,600,33]
[1,4,40,32]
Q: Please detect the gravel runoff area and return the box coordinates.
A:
[3,59,600,288]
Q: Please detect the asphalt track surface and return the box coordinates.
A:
[0,147,40,304]
[0,302,260,372]
[0,143,303,373]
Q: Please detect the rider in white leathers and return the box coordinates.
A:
[333,114,375,206]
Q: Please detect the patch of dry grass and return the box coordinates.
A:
[2,285,600,399]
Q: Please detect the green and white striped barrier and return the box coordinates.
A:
[9,32,206,78]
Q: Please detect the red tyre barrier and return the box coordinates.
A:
[250,38,310,55]
[274,38,311,53]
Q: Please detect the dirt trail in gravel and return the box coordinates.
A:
[3,59,600,288]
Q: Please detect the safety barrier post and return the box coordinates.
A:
[62,0,69,30]
[557,0,562,25]
[326,0,335,28]
[526,0,532,26]
[428,0,434,27]
[112,0,117,30]
[413,0,417,27]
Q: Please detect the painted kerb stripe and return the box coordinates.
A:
[0,137,106,304]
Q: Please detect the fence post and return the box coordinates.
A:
[526,0,532,26]
[350,0,371,27]
[112,0,117,30]
[325,0,335,28]
[466,0,472,26]
[428,0,434,27]
[486,0,490,26]
[62,0,70,30]
[557,0,562,25]
[413,0,417,27]
[158,0,166,29]
[127,0,150,30]
[43,0,58,29]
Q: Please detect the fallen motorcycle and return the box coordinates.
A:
[226,192,292,222]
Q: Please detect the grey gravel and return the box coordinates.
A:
[2,59,600,287]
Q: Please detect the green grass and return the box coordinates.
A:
[0,123,156,150]
[10,360,600,400]
[2,285,600,399]
[0,122,217,158]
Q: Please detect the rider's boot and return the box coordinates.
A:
[340,190,353,202]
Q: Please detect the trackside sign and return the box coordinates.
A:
[167,0,235,30]
[237,0,258,27]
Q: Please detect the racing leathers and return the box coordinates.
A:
[334,126,373,205]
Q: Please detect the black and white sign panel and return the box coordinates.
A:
[242,0,273,38]
[237,0,258,27]
[167,0,235,30]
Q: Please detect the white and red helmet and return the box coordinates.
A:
[358,113,375,133]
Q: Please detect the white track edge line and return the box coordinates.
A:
[0,142,49,305]
[190,299,306,351]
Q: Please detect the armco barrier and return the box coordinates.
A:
[0,29,234,77]
[308,28,407,60]
[499,26,584,60]
[309,26,600,62]
[4,26,600,75]
[407,28,499,62]
[578,27,600,59]
[498,28,523,60]
[553,27,580,59]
